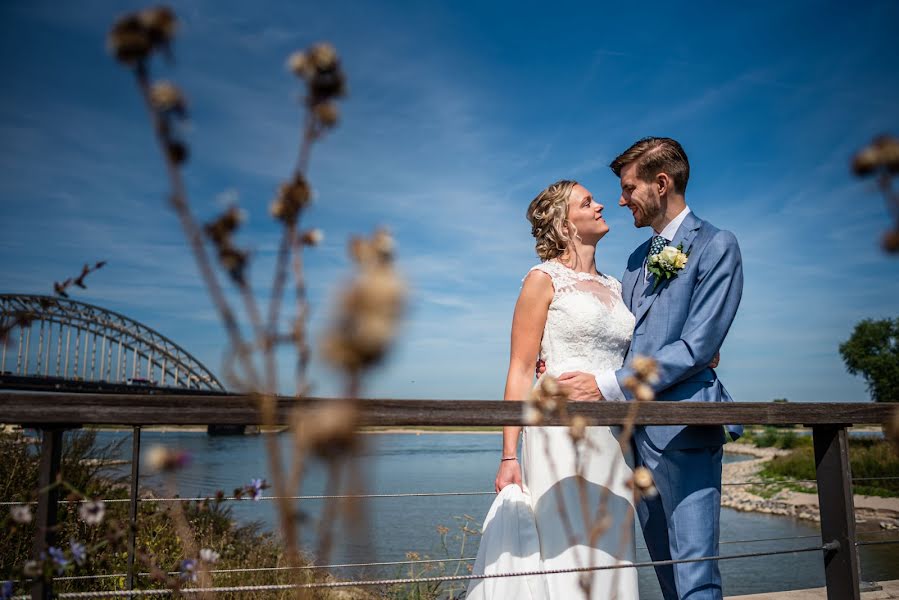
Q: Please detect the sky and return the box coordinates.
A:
[1,0,897,403]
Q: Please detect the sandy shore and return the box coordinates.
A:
[721,448,899,530]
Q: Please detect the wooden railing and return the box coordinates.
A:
[1,392,895,600]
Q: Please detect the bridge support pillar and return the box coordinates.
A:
[813,424,860,600]
[31,426,66,600]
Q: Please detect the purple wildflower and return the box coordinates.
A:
[1,580,13,600]
[180,559,197,582]
[69,540,87,566]
[247,478,266,501]
[47,546,68,574]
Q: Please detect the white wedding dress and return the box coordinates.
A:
[468,260,638,600]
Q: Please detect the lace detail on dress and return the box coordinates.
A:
[527,261,634,377]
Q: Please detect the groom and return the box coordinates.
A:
[559,137,744,600]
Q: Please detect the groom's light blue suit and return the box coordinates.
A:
[617,211,743,600]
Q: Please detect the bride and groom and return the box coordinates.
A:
[467,137,744,600]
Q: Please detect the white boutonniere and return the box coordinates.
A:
[647,244,689,292]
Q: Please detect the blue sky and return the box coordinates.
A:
[1,1,897,402]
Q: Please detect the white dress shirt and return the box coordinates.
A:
[595,206,691,402]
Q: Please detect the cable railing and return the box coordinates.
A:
[6,543,839,599]
[4,475,899,507]
[1,391,896,600]
[48,532,899,584]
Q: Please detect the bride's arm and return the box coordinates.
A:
[495,270,553,492]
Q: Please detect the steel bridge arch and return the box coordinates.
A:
[0,294,224,391]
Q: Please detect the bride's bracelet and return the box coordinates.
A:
[500,456,518,462]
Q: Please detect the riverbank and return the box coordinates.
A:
[721,447,899,530]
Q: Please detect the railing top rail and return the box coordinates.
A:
[0,392,893,426]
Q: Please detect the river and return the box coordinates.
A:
[97,430,898,599]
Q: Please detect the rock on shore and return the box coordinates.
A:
[722,444,899,530]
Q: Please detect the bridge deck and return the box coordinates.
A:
[727,579,899,599]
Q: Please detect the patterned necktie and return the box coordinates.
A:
[648,235,669,257]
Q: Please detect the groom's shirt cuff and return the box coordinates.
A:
[595,370,627,402]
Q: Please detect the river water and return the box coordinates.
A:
[98,430,898,599]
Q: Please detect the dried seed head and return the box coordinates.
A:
[138,6,177,46]
[883,229,899,254]
[218,246,248,285]
[872,136,899,174]
[630,466,658,499]
[205,206,244,245]
[313,102,340,127]
[527,375,567,421]
[287,51,312,78]
[634,383,655,402]
[540,376,560,396]
[322,232,406,373]
[292,401,360,459]
[166,140,188,165]
[322,267,406,372]
[852,135,899,176]
[350,229,396,266]
[308,68,347,102]
[569,415,588,441]
[108,14,152,65]
[309,42,338,70]
[150,80,186,114]
[631,355,659,384]
[523,394,542,425]
[271,174,312,225]
[852,145,881,176]
[301,228,324,246]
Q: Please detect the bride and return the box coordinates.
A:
[467,179,638,600]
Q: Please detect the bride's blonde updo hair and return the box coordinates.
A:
[527,179,579,261]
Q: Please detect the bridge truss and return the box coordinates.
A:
[0,294,224,391]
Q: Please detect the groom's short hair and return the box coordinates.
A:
[609,137,690,194]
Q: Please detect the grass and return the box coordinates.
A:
[759,438,899,498]
[0,430,373,599]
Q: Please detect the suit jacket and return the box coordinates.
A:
[618,211,744,450]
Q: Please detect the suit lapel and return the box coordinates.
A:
[623,239,651,311]
[632,212,703,326]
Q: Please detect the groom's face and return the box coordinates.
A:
[618,162,662,229]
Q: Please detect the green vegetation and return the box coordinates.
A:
[385,515,481,600]
[740,426,812,450]
[760,438,899,498]
[839,317,899,403]
[0,430,368,599]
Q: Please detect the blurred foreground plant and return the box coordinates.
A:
[87,4,406,598]
[852,134,899,253]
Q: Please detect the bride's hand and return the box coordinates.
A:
[495,459,522,493]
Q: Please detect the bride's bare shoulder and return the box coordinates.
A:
[519,266,554,302]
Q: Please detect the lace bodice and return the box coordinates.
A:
[529,261,635,377]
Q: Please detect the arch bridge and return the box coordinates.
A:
[0,294,224,392]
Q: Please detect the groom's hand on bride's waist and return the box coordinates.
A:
[558,371,603,401]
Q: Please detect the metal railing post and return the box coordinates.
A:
[813,424,860,600]
[127,425,142,591]
[31,427,65,600]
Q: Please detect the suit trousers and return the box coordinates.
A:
[635,440,724,600]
